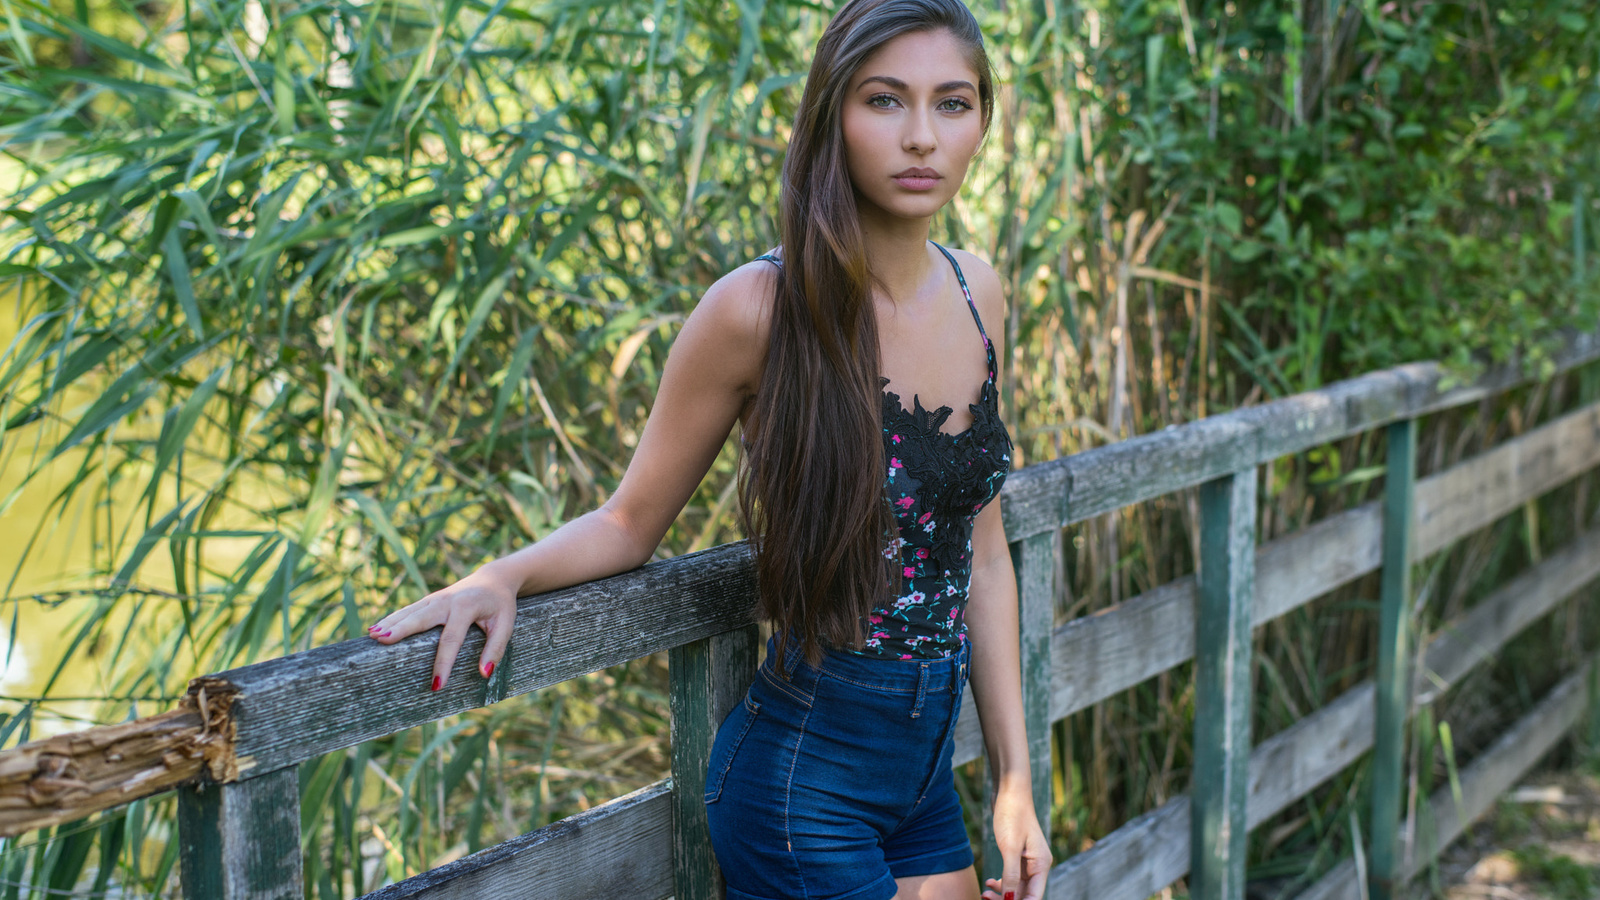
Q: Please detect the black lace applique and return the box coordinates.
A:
[859,374,1011,659]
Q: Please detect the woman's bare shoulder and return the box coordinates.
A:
[945,247,1006,337]
[675,256,780,395]
[689,257,779,351]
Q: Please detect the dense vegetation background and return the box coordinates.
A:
[1,0,1597,894]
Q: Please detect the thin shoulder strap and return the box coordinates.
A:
[754,252,782,268]
[929,241,997,382]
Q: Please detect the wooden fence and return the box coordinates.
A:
[4,333,1600,900]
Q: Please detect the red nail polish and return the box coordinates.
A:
[1005,893,1014,900]
[431,675,442,691]
[483,661,496,679]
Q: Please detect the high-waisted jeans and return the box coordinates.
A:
[704,630,975,900]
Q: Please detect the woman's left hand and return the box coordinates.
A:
[981,786,1051,900]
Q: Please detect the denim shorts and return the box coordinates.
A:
[704,630,975,900]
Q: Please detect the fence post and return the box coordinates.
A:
[1370,417,1417,900]
[983,530,1057,882]
[177,765,302,899]
[669,624,760,900]
[1192,467,1257,900]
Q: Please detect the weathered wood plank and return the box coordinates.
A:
[1001,330,1600,540]
[971,396,1600,764]
[362,779,673,899]
[1370,419,1417,900]
[1410,655,1598,871]
[1192,468,1257,900]
[669,625,758,900]
[1045,681,1376,900]
[1419,527,1600,703]
[1038,523,1600,900]
[1045,797,1191,900]
[1414,403,1600,558]
[0,682,235,837]
[215,542,758,775]
[1293,654,1600,900]
[178,766,301,900]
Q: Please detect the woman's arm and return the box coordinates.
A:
[966,497,1050,900]
[958,250,1052,900]
[368,261,776,690]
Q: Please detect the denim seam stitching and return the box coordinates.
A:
[887,677,964,837]
[818,670,921,694]
[783,700,814,900]
[704,698,761,803]
[759,665,814,707]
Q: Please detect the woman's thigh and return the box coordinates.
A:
[893,867,980,900]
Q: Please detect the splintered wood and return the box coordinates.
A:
[0,678,237,837]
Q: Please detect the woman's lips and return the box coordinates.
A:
[892,175,941,191]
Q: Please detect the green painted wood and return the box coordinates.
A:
[668,624,759,900]
[1369,418,1416,900]
[1191,468,1256,900]
[983,531,1056,881]
[177,766,301,899]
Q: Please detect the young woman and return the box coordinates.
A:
[367,0,1051,896]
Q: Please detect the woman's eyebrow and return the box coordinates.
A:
[855,75,978,94]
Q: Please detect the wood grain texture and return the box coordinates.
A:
[1045,797,1191,900]
[217,542,757,774]
[0,681,236,837]
[1044,679,1376,900]
[987,395,1600,762]
[1000,331,1600,540]
[670,626,758,900]
[1040,527,1598,900]
[360,779,673,899]
[1414,403,1600,558]
[1192,469,1257,900]
[178,766,301,900]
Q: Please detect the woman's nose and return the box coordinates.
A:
[903,108,936,154]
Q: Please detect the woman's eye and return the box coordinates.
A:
[865,94,971,111]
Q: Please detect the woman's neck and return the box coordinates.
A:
[857,207,935,308]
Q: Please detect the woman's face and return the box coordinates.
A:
[840,28,984,224]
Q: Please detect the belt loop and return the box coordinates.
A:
[911,663,930,718]
[782,630,804,677]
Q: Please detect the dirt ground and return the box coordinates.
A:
[1399,766,1600,900]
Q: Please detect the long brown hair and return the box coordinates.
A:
[739,0,996,674]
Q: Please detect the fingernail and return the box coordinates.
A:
[1005,893,1014,900]
[482,661,496,679]
[431,675,442,692]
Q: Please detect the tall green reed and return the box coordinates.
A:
[1,0,1598,894]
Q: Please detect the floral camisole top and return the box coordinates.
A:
[753,241,1013,660]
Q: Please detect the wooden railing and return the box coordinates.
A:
[4,332,1599,900]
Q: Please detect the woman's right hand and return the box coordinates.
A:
[363,258,775,693]
[366,564,521,692]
